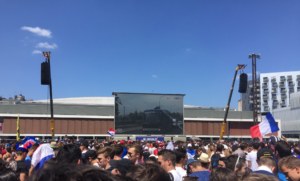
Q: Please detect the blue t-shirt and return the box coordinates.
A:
[189,170,210,181]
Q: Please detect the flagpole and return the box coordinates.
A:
[16,114,20,141]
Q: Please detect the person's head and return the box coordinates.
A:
[235,157,251,179]
[275,141,292,158]
[216,144,224,152]
[29,163,81,181]
[83,150,99,166]
[189,159,209,173]
[257,157,276,173]
[78,164,114,181]
[251,142,260,150]
[109,159,133,176]
[27,143,40,157]
[243,173,279,181]
[174,148,187,165]
[278,156,300,181]
[0,159,17,181]
[157,149,176,172]
[240,143,248,151]
[97,146,113,169]
[79,139,89,152]
[127,144,143,164]
[126,163,171,181]
[210,167,237,181]
[55,144,82,164]
[112,144,124,158]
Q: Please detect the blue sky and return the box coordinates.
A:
[1,1,299,108]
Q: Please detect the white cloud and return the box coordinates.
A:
[21,26,52,38]
[152,74,158,79]
[32,50,42,55]
[36,42,57,49]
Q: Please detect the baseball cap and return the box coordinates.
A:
[257,148,274,160]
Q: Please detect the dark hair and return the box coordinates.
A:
[126,163,171,181]
[0,159,17,181]
[243,173,279,181]
[29,163,80,181]
[210,167,237,181]
[55,144,82,164]
[112,144,124,156]
[275,141,291,158]
[158,149,176,167]
[251,142,260,150]
[174,148,186,163]
[78,165,114,181]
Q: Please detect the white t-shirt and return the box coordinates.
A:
[246,150,258,171]
[169,169,182,181]
[175,166,186,180]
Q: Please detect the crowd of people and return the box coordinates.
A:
[0,136,300,181]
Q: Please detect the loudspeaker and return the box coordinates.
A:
[41,61,50,85]
[239,73,248,93]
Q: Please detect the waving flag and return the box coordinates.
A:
[107,128,116,137]
[16,136,38,152]
[250,112,279,138]
[31,143,54,170]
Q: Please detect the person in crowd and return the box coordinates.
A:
[29,162,81,181]
[79,139,90,160]
[112,144,123,160]
[83,150,99,167]
[254,157,276,176]
[275,141,292,159]
[232,143,248,158]
[187,153,210,181]
[234,156,252,180]
[278,156,300,181]
[97,146,114,170]
[209,167,237,181]
[210,144,224,169]
[158,149,182,181]
[127,144,144,165]
[174,148,187,178]
[246,142,260,171]
[186,143,196,160]
[0,158,18,181]
[243,173,279,181]
[55,144,82,165]
[25,143,39,168]
[126,163,171,181]
[15,145,30,181]
[275,140,292,181]
[109,159,133,177]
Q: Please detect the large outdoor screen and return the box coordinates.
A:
[113,92,184,135]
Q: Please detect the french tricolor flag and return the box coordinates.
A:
[107,128,116,137]
[31,143,54,170]
[250,112,279,138]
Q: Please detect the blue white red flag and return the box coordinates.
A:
[31,143,54,170]
[107,128,116,137]
[16,136,38,152]
[250,112,279,138]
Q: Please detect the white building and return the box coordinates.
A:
[273,92,300,137]
[260,71,300,112]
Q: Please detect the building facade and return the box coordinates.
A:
[239,71,300,114]
[260,71,300,113]
[0,97,256,140]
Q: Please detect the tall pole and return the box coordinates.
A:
[43,52,55,139]
[249,54,260,124]
[220,64,246,140]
